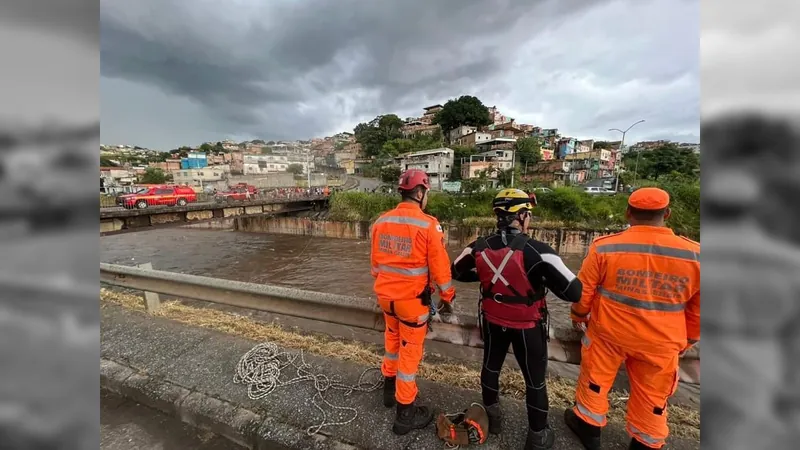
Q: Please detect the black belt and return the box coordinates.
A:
[384,301,428,328]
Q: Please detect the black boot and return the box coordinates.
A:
[525,424,556,449]
[383,377,396,408]
[484,403,503,435]
[629,437,660,449]
[564,408,602,450]
[392,402,434,435]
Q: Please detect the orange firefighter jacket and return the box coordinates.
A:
[572,225,700,354]
[370,202,456,304]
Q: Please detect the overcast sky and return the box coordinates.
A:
[100,0,700,150]
[702,0,800,118]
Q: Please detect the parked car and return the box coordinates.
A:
[583,186,616,195]
[117,185,198,209]
[530,187,553,194]
[215,185,258,202]
[232,183,259,195]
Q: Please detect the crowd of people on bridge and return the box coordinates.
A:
[370,169,700,450]
[263,186,331,199]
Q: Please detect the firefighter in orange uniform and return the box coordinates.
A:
[565,187,700,450]
[370,169,456,435]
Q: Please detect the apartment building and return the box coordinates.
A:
[448,125,477,143]
[100,167,137,194]
[173,167,227,190]
[151,159,181,172]
[395,148,454,189]
[454,131,492,147]
[476,138,516,153]
[460,149,514,179]
[242,154,315,175]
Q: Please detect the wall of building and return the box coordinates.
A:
[226,173,297,188]
[456,132,492,147]
[448,125,477,142]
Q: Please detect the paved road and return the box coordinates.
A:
[350,176,382,192]
[101,391,243,449]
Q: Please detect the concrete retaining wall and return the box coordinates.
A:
[235,217,616,256]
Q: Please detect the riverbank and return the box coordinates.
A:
[235,215,618,256]
[327,185,700,240]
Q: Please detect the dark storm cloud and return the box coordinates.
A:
[100,0,611,139]
[1,0,97,45]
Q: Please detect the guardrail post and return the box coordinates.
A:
[136,262,162,313]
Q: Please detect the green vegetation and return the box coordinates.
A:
[432,95,492,132]
[515,136,543,166]
[329,179,700,239]
[381,129,444,156]
[139,167,167,184]
[353,114,405,157]
[379,166,401,184]
[286,163,304,175]
[622,143,699,182]
[99,156,119,167]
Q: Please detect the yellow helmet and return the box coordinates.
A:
[492,188,533,214]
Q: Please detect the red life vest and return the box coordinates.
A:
[474,234,547,329]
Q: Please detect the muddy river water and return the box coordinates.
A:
[101,228,587,329]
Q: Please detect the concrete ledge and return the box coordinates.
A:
[100,303,699,449]
[101,358,357,450]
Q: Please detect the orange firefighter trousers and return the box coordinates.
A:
[379,298,430,405]
[574,327,679,449]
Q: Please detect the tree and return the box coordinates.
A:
[593,141,613,150]
[497,166,520,187]
[622,143,700,181]
[100,156,119,167]
[515,137,543,167]
[353,114,406,157]
[381,132,444,157]
[432,95,492,133]
[199,143,213,153]
[214,142,225,153]
[377,114,405,136]
[380,166,401,184]
[286,163,304,175]
[140,167,166,184]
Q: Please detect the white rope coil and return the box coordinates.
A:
[233,342,383,436]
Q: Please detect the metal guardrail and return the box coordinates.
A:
[99,263,700,384]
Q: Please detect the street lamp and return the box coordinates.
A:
[609,119,645,189]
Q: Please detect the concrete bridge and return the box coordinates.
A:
[100,196,329,235]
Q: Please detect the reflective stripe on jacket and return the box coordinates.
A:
[573,225,700,353]
[370,203,455,303]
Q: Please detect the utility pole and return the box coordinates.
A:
[609,119,645,190]
[510,149,516,187]
[306,150,312,188]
